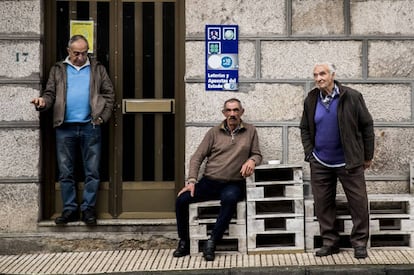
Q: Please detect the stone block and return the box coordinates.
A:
[0,129,39,178]
[0,183,39,232]
[368,41,414,78]
[261,41,362,79]
[0,85,40,121]
[0,40,40,79]
[292,0,344,35]
[185,0,285,36]
[256,127,283,166]
[288,127,310,176]
[351,0,414,35]
[184,126,209,178]
[238,41,256,79]
[0,1,41,34]
[370,128,414,177]
[185,41,203,79]
[185,83,304,122]
[346,83,411,122]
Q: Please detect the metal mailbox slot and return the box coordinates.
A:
[122,99,175,114]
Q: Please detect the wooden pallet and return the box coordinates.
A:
[189,200,247,255]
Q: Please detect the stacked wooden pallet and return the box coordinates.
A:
[188,200,247,255]
[246,164,305,253]
[305,194,414,250]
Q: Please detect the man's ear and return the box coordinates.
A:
[240,108,245,116]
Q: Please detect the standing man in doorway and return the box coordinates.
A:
[31,34,115,226]
[173,98,262,261]
[300,62,375,259]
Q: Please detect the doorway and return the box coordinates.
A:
[42,0,185,220]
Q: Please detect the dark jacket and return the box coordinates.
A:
[40,58,115,127]
[299,80,375,169]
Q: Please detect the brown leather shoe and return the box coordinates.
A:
[315,245,340,257]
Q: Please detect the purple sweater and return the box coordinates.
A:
[313,97,345,166]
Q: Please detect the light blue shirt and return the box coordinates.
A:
[63,57,91,123]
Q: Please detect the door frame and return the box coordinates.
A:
[42,0,185,220]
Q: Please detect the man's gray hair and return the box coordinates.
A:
[223,98,243,110]
[67,34,89,49]
[314,62,336,75]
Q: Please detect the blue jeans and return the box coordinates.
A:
[56,122,101,212]
[175,177,245,242]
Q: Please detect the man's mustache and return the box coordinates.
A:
[229,116,237,119]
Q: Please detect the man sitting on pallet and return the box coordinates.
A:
[173,98,262,261]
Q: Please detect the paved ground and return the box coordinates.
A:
[1,248,414,274]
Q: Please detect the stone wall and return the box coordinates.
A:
[184,0,414,195]
[1,0,414,236]
[0,0,41,232]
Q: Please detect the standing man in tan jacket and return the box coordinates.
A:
[173,98,262,261]
[31,35,114,226]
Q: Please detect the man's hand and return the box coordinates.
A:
[92,117,104,125]
[364,160,372,169]
[31,97,45,109]
[240,159,255,178]
[177,181,195,197]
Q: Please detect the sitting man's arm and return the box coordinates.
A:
[240,128,262,177]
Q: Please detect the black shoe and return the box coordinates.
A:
[315,245,340,257]
[55,210,79,225]
[354,246,368,259]
[82,209,97,225]
[173,239,190,257]
[203,239,216,261]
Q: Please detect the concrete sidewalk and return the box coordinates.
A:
[1,248,414,274]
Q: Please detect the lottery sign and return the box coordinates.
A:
[205,25,239,91]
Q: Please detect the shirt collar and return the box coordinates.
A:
[220,120,245,133]
[319,84,340,99]
[64,56,90,71]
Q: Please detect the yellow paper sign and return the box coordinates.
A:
[70,20,94,53]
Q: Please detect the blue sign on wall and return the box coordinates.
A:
[205,25,239,91]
